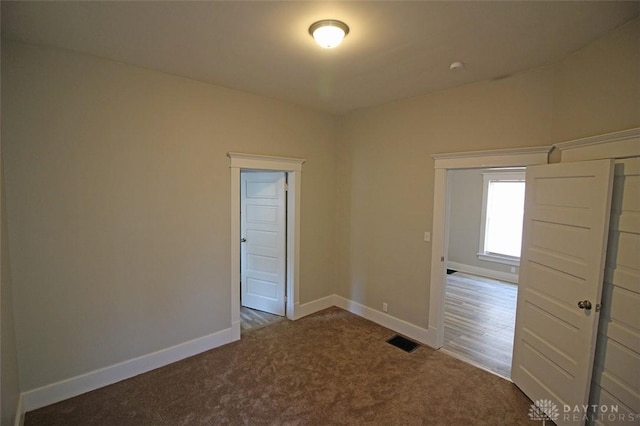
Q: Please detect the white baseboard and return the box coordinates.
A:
[447,261,518,284]
[20,294,438,413]
[14,394,24,426]
[293,295,336,320]
[22,326,236,412]
[333,295,437,348]
[293,294,437,347]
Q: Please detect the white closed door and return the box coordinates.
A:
[241,171,286,316]
[511,159,614,425]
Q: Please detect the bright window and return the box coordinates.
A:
[478,171,525,265]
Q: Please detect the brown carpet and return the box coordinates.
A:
[25,307,533,425]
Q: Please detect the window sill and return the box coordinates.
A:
[477,252,520,267]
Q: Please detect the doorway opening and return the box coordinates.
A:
[442,167,523,378]
[240,171,287,332]
[427,147,551,377]
[228,152,305,340]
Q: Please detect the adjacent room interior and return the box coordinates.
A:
[1,2,639,425]
[443,167,524,378]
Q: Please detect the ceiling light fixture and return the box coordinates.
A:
[309,19,349,49]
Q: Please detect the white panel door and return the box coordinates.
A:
[590,157,640,425]
[512,159,614,425]
[241,172,286,316]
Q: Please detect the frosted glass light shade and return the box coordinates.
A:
[309,20,349,49]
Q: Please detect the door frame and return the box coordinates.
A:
[228,152,305,340]
[427,146,552,348]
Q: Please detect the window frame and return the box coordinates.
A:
[477,170,526,266]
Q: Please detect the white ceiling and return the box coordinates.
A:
[2,1,638,115]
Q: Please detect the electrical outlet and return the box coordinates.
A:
[382,302,388,313]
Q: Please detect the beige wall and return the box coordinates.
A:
[335,17,639,329]
[1,147,21,426]
[552,18,640,142]
[447,168,516,277]
[335,68,555,327]
[1,41,337,391]
[1,16,22,423]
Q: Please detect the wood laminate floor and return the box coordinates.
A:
[240,306,285,332]
[443,272,518,379]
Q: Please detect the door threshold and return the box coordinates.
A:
[439,347,512,382]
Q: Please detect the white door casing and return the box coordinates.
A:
[228,152,305,340]
[241,172,286,316]
[428,146,553,348]
[511,159,614,423]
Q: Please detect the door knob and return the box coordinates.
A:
[577,300,592,310]
[241,238,247,243]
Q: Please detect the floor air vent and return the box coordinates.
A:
[386,335,419,353]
